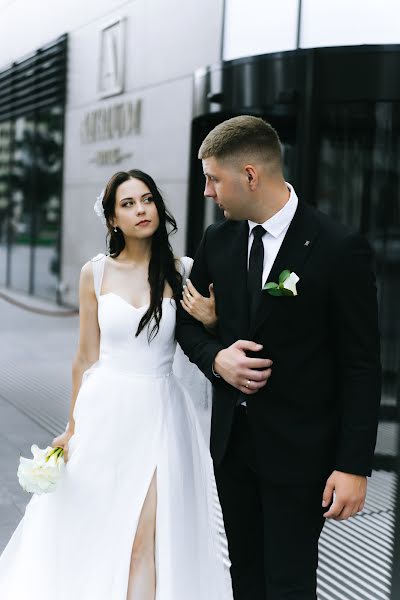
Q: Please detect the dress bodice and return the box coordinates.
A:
[91,253,191,377]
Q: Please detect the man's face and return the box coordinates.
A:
[202,156,250,221]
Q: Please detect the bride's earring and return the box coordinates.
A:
[113,227,118,232]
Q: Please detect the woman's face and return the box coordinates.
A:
[113,177,160,240]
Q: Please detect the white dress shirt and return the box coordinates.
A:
[212,183,298,384]
[247,183,298,287]
[236,183,298,402]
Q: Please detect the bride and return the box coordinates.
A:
[0,169,233,600]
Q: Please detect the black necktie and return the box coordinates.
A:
[247,225,266,319]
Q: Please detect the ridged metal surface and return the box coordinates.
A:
[0,34,67,120]
[318,470,396,600]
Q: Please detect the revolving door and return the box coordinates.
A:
[188,45,400,598]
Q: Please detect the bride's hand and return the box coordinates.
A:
[51,430,74,463]
[180,279,218,329]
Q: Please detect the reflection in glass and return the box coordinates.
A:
[316,102,400,407]
[33,106,63,300]
[0,106,64,300]
[9,115,35,294]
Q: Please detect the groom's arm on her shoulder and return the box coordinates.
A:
[176,226,224,383]
[332,232,381,477]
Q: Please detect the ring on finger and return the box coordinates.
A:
[245,379,251,389]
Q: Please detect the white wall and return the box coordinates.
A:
[223,0,299,61]
[301,0,400,48]
[0,0,224,304]
[0,0,134,69]
[223,0,400,62]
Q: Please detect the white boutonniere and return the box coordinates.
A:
[264,270,300,297]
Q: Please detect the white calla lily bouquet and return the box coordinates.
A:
[17,445,65,495]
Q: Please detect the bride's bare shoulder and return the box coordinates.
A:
[79,257,100,291]
[81,253,105,278]
[80,261,92,275]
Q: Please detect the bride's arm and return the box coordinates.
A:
[52,262,100,457]
[68,262,100,432]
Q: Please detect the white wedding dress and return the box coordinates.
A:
[0,254,233,600]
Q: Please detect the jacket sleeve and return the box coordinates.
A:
[332,233,382,476]
[175,226,225,383]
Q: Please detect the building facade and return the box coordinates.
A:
[0,0,398,303]
[0,0,224,303]
[0,0,399,597]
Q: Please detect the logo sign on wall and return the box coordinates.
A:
[98,18,126,98]
[81,16,142,166]
[81,99,142,166]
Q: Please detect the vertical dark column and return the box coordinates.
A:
[186,118,206,257]
[6,115,15,288]
[30,103,38,295]
[29,117,36,296]
[296,50,318,205]
[56,37,68,305]
[29,52,40,295]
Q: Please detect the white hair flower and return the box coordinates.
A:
[94,189,107,228]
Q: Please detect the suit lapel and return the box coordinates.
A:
[250,202,320,337]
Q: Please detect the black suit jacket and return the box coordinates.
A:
[176,201,381,483]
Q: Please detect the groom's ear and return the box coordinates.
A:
[244,165,258,190]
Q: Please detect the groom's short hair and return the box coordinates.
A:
[198,115,282,172]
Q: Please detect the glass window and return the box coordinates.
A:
[1,107,64,300]
[0,120,11,286]
[33,106,63,300]
[315,101,400,411]
[9,115,35,294]
[0,34,66,302]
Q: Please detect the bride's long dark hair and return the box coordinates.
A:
[101,169,182,342]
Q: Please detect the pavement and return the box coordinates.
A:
[0,396,51,549]
[0,287,78,553]
[0,286,397,598]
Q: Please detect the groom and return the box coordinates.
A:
[176,115,381,600]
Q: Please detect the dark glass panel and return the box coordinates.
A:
[9,115,35,294]
[32,106,63,300]
[316,102,400,410]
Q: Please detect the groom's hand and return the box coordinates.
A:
[322,470,367,520]
[213,340,272,395]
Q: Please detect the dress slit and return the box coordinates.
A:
[125,466,158,597]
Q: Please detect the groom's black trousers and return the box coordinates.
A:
[215,406,326,600]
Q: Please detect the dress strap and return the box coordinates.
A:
[91,253,106,299]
